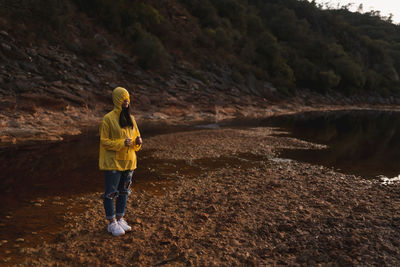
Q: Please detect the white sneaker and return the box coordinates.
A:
[107,221,125,236]
[117,218,132,232]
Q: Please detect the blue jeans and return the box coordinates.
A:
[103,170,133,220]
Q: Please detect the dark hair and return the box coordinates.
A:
[119,106,133,128]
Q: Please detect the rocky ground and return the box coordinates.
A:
[11,127,400,266]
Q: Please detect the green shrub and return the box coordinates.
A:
[291,58,318,87]
[252,30,295,87]
[134,32,169,70]
[318,70,341,92]
[272,61,295,88]
[232,69,245,84]
[214,27,233,49]
[212,0,246,31]
[204,27,233,50]
[136,3,163,29]
[364,70,382,91]
[246,14,264,37]
[188,69,208,83]
[190,1,219,28]
[240,41,256,63]
[203,27,217,47]
[254,31,280,70]
[333,57,366,89]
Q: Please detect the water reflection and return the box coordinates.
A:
[265,110,400,179]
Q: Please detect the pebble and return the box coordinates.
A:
[1,43,11,51]
[232,239,241,246]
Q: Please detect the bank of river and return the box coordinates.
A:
[1,122,399,266]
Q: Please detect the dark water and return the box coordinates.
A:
[263,110,400,179]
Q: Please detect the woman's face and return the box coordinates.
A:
[122,99,129,109]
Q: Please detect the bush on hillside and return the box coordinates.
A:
[180,0,220,28]
[246,14,264,37]
[215,27,233,49]
[212,0,246,31]
[318,70,341,92]
[134,31,169,70]
[135,3,163,30]
[204,27,233,50]
[333,57,366,92]
[240,41,256,63]
[290,57,318,88]
[364,69,383,92]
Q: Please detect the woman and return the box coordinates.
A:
[99,87,142,236]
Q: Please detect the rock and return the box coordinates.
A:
[0,135,16,144]
[1,43,11,51]
[43,87,86,107]
[0,99,16,110]
[135,95,151,110]
[108,82,118,89]
[143,112,169,120]
[52,80,63,87]
[15,238,24,242]
[18,101,38,113]
[0,30,9,37]
[25,48,38,57]
[86,73,99,84]
[19,62,38,73]
[160,106,188,117]
[14,81,32,92]
[18,93,66,111]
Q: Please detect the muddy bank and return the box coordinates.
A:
[9,127,400,266]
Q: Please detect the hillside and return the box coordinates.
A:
[1,0,400,144]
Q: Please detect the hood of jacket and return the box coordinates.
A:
[112,87,130,111]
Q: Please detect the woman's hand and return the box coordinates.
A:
[124,138,132,147]
[135,136,143,146]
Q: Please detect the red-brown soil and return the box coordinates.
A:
[8,127,400,266]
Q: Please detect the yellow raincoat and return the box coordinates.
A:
[99,87,142,171]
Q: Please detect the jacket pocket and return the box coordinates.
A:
[116,146,134,161]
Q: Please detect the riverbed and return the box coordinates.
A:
[1,110,400,266]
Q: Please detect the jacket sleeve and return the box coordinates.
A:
[131,116,142,152]
[100,118,125,151]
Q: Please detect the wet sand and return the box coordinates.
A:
[6,127,400,266]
